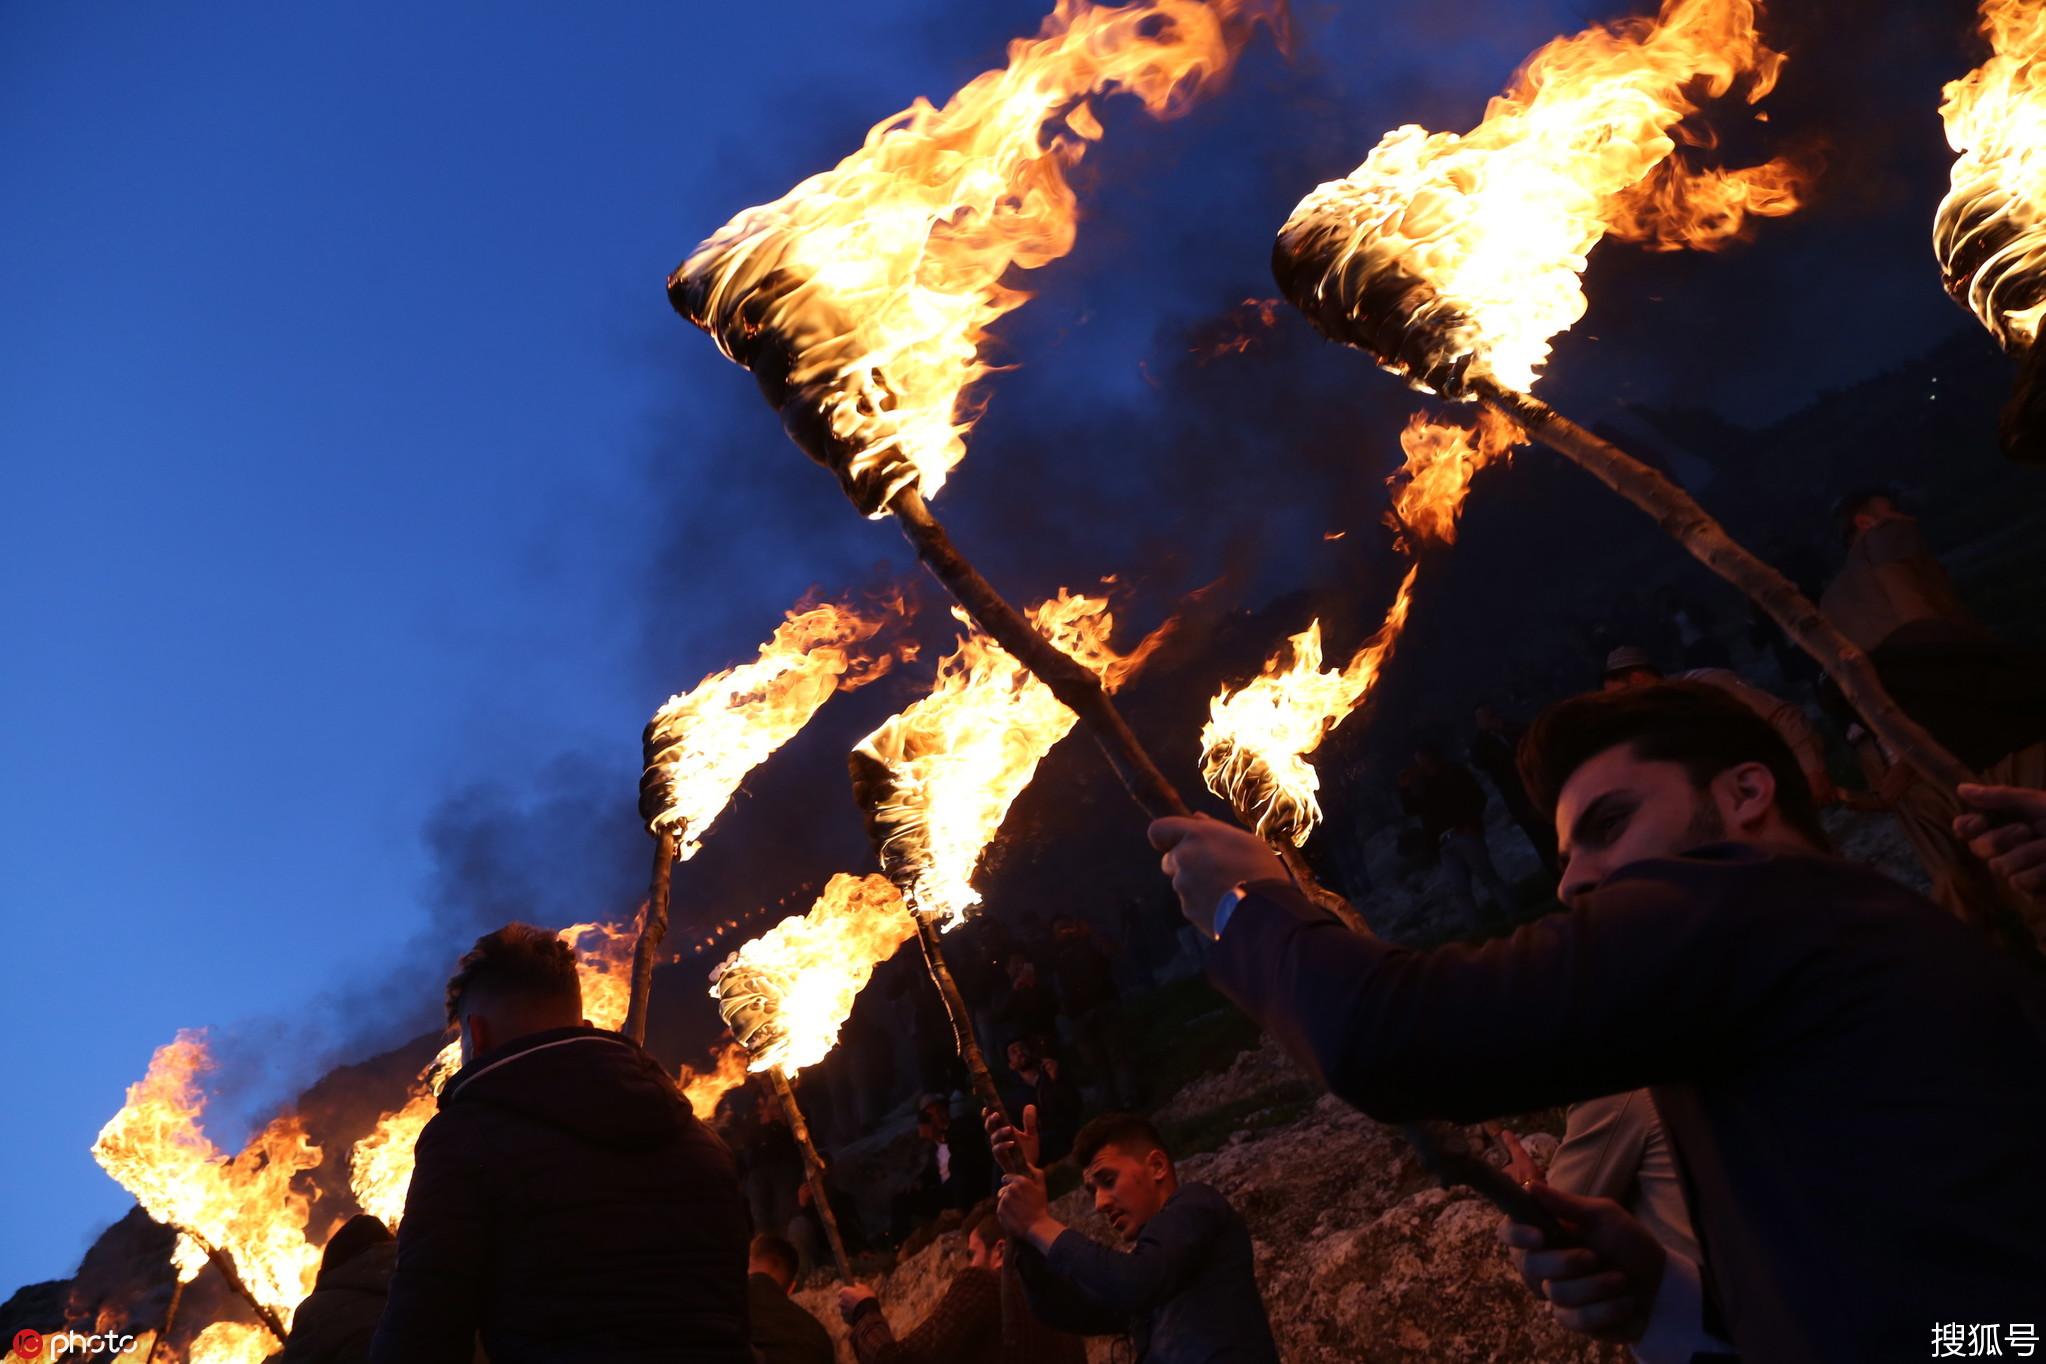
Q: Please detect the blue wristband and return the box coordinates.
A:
[1211,883,1250,940]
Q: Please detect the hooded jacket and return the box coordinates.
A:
[273,1241,398,1364]
[367,1026,749,1364]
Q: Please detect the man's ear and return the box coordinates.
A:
[1716,761,1778,834]
[1146,1148,1172,1182]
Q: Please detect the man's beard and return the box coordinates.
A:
[1682,798,1729,848]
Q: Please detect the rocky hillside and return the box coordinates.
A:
[793,1037,1622,1364]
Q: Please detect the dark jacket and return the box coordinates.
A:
[744,1274,832,1364]
[368,1027,750,1364]
[274,1242,398,1364]
[849,1264,1085,1364]
[917,1116,995,1211]
[1209,846,2046,1363]
[1012,1183,1279,1364]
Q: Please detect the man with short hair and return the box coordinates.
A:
[837,1206,1085,1364]
[1149,684,2046,1362]
[369,924,750,1364]
[988,1109,1279,1363]
[1600,645,1835,805]
[745,1235,833,1364]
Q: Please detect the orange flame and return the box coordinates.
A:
[1936,0,2046,350]
[854,592,1161,929]
[173,1231,211,1283]
[678,1042,754,1122]
[348,920,639,1227]
[1386,406,1524,549]
[643,595,905,860]
[1201,565,1420,845]
[672,0,1280,514]
[1276,0,1802,396]
[1202,409,1517,844]
[91,1034,320,1334]
[711,873,917,1076]
[185,1321,274,1364]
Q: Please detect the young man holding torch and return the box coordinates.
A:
[1150,684,2046,1363]
[985,1108,1279,1364]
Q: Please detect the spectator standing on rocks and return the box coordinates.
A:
[1399,742,1515,926]
[989,1110,1280,1364]
[745,1235,833,1364]
[837,1205,1086,1364]
[369,924,749,1364]
[1820,489,2046,944]
[1470,705,1559,877]
[889,1094,995,1239]
[1000,1035,1084,1166]
[1151,684,2046,1361]
[994,954,1060,1054]
[1048,913,1135,1107]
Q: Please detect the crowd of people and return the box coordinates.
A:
[264,489,2042,1363]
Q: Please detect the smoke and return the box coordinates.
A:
[143,0,2014,1206]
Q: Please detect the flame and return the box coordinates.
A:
[186,1321,273,1364]
[678,1042,754,1121]
[173,1232,210,1283]
[1386,406,1523,549]
[91,1034,319,1333]
[642,596,904,860]
[1936,0,2046,351]
[1201,565,1420,845]
[1201,409,1516,844]
[1274,0,1802,397]
[710,873,916,1076]
[853,591,1160,929]
[561,918,638,1032]
[671,0,1280,514]
[348,920,638,1227]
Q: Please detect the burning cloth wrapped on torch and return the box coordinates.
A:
[1936,0,2046,462]
[850,590,1165,1144]
[708,873,918,1279]
[1268,0,1983,804]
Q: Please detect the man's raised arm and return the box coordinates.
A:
[1203,863,1790,1123]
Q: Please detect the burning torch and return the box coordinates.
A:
[666,0,1282,832]
[627,596,906,1044]
[1935,0,2046,463]
[708,872,921,1280]
[1268,0,1981,805]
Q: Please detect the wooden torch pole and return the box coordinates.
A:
[768,1068,854,1281]
[1471,378,1974,793]
[170,1227,285,1343]
[623,831,677,1046]
[886,487,1192,823]
[909,917,1026,1176]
